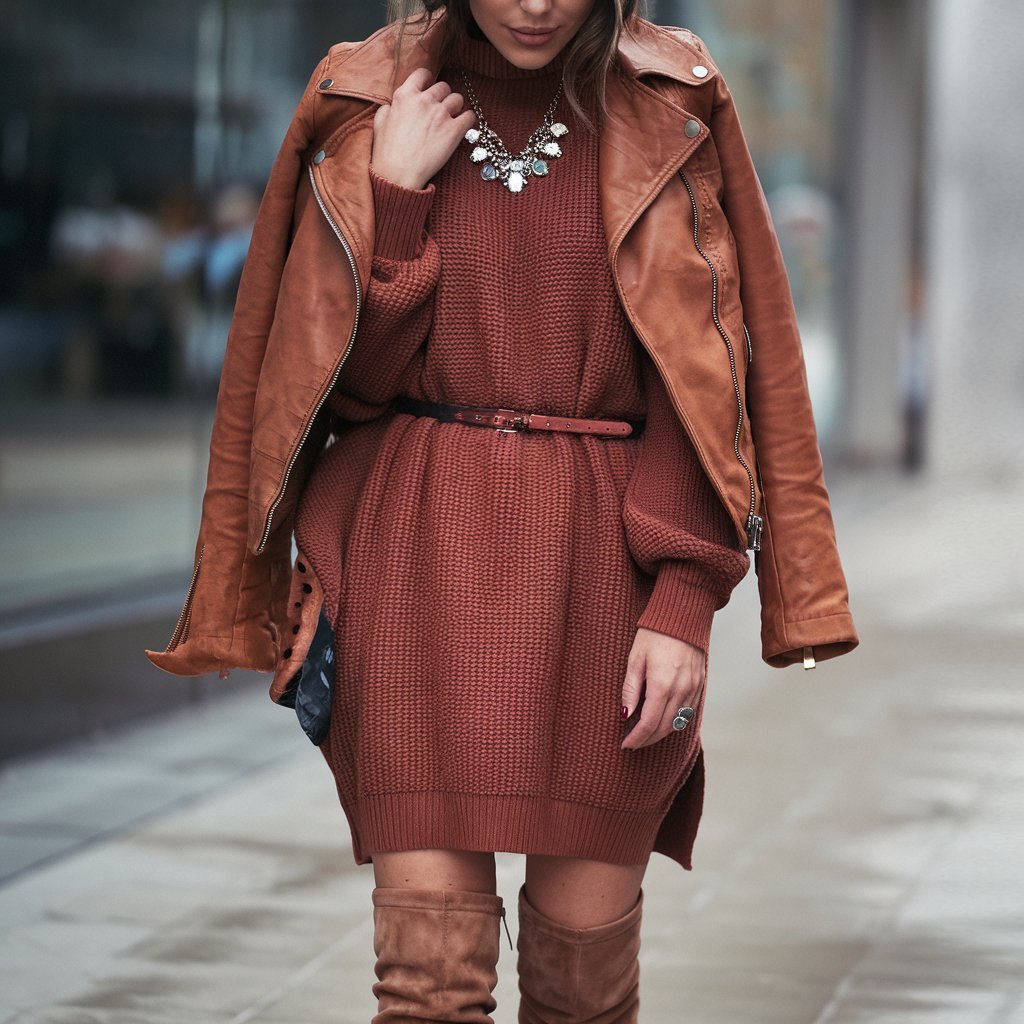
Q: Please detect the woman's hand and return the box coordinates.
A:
[370,67,477,191]
[620,627,705,750]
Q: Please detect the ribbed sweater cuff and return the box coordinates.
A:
[369,165,435,260]
[637,561,719,653]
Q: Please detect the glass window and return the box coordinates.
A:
[0,2,385,619]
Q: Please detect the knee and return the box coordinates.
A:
[524,853,645,929]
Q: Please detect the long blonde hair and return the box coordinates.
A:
[385,0,647,134]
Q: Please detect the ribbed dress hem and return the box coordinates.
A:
[347,790,690,869]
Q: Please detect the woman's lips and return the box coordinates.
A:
[508,26,558,46]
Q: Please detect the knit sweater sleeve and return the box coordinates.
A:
[622,352,750,653]
[327,167,439,420]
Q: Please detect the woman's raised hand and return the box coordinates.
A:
[620,628,706,750]
[370,67,477,191]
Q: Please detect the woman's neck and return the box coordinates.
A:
[451,28,567,80]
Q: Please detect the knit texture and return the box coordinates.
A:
[295,30,749,869]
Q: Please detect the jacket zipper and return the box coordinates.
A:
[255,163,364,555]
[679,170,762,551]
[164,543,204,651]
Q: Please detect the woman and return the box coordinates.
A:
[147,0,858,1019]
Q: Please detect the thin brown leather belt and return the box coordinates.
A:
[392,395,645,438]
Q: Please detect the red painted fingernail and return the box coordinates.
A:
[621,705,630,720]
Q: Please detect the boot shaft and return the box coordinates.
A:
[372,887,504,1024]
[516,884,642,1024]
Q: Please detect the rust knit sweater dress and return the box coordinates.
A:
[293,31,750,870]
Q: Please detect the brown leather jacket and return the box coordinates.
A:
[146,14,858,677]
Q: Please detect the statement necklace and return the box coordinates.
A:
[459,70,568,194]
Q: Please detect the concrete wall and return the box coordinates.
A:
[838,0,926,467]
[923,0,1024,480]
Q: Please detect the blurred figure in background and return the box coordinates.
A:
[49,169,171,395]
[162,181,259,396]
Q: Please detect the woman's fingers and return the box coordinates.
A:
[453,110,478,143]
[423,78,453,100]
[620,643,645,722]
[440,90,468,115]
[621,675,683,749]
[399,65,436,92]
[370,67,476,190]
[620,628,705,751]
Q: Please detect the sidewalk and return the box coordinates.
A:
[1,468,1022,1023]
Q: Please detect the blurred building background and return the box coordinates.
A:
[1,0,1021,759]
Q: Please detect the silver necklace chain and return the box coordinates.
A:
[458,70,568,194]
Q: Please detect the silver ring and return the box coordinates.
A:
[672,706,695,731]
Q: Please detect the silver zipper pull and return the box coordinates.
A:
[746,513,763,551]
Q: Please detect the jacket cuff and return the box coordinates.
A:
[637,561,719,653]
[369,165,435,260]
[145,626,279,677]
[761,611,859,668]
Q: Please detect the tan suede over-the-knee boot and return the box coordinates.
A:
[371,887,504,1024]
[516,884,642,1024]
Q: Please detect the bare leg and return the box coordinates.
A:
[373,848,497,893]
[524,853,646,927]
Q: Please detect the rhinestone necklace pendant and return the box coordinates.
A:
[460,72,568,194]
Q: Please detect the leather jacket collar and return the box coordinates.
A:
[315,12,715,100]
[315,13,717,262]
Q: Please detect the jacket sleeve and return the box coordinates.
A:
[145,56,330,678]
[704,48,859,667]
[327,167,440,420]
[623,352,750,653]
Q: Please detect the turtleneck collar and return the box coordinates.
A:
[450,28,568,80]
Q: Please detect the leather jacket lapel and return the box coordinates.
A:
[598,61,708,261]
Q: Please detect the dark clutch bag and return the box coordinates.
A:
[274,609,335,746]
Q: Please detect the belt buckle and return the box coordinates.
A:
[493,408,528,433]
